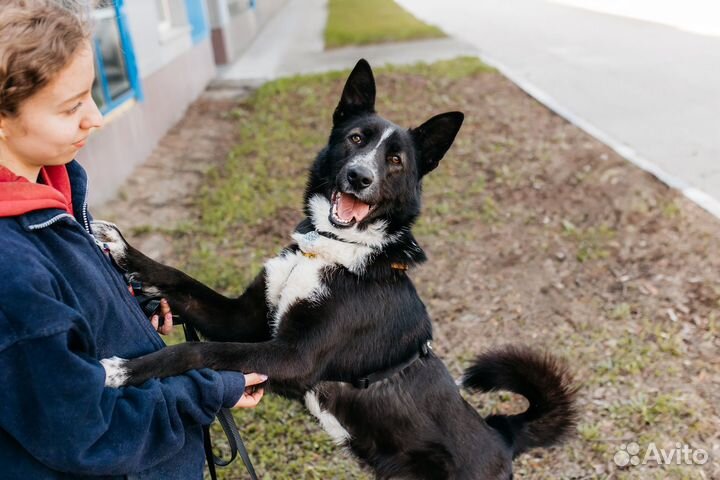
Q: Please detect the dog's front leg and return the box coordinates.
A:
[102,340,318,389]
[92,221,237,310]
[92,221,271,342]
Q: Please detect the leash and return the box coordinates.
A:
[97,241,260,477]
[136,299,259,480]
[182,320,260,480]
[132,293,259,479]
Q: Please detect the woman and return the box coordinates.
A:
[0,1,265,478]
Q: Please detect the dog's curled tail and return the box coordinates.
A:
[462,345,578,457]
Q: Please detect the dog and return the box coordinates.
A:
[94,59,577,480]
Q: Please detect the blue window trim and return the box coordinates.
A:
[94,36,137,113]
[94,0,142,115]
[114,0,143,102]
[184,0,210,44]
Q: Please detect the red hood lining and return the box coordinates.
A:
[0,165,74,217]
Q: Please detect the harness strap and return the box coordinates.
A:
[352,341,432,389]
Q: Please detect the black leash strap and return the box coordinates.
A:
[217,409,259,479]
[182,322,259,480]
[100,244,258,478]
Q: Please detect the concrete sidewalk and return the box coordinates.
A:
[217,0,478,82]
[397,0,720,218]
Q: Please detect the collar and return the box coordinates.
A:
[300,249,409,271]
[294,218,417,273]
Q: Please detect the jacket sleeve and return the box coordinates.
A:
[0,303,246,476]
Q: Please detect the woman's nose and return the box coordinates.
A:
[80,98,104,131]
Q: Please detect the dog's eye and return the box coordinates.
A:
[388,154,402,165]
[350,134,363,144]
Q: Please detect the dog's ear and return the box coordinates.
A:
[411,111,464,176]
[333,59,376,125]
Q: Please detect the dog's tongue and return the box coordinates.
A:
[338,193,370,222]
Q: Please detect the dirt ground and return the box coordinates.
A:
[96,84,254,262]
[96,60,720,479]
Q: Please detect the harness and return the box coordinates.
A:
[350,340,433,389]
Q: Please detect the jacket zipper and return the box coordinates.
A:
[81,185,90,232]
[27,213,76,230]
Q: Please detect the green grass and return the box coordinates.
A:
[324,0,445,49]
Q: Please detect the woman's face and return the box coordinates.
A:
[0,42,103,179]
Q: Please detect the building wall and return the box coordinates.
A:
[79,0,216,205]
[209,0,287,64]
[123,1,193,78]
[78,0,285,205]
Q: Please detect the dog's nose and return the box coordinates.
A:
[347,166,374,190]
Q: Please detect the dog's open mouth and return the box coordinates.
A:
[330,191,374,228]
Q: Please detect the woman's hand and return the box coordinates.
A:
[234,373,267,408]
[150,298,173,335]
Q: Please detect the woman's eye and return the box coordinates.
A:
[67,102,82,114]
[388,154,402,165]
[350,134,362,144]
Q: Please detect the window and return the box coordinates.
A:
[91,0,141,114]
[156,0,173,34]
[154,0,194,44]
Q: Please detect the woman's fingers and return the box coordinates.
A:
[232,373,268,408]
[243,373,268,386]
[234,388,264,409]
[159,312,173,335]
[159,298,171,316]
[157,298,173,335]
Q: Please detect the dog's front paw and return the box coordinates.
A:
[101,356,130,388]
[91,221,130,269]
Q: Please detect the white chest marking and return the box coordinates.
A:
[264,229,381,334]
[304,391,351,444]
[264,251,330,334]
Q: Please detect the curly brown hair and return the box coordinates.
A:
[0,0,92,118]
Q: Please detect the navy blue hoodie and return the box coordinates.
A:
[0,161,247,479]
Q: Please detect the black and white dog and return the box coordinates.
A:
[95,60,577,480]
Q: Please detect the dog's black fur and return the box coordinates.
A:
[96,60,577,480]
